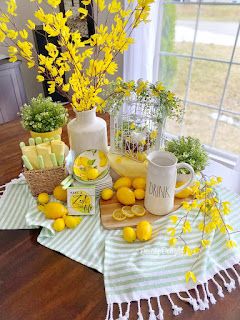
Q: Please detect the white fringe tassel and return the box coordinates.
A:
[106,264,240,319]
[156,296,164,320]
[167,294,183,316]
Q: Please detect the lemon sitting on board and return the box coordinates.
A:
[136,221,152,241]
[134,188,145,200]
[113,177,132,190]
[132,177,146,190]
[122,206,135,218]
[53,185,67,202]
[112,208,126,221]
[52,218,65,232]
[101,188,114,201]
[175,181,193,199]
[123,227,136,243]
[64,215,82,229]
[131,205,146,217]
[37,193,49,204]
[116,187,135,206]
[44,202,68,219]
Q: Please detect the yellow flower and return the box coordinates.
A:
[170,215,178,224]
[108,0,122,13]
[27,20,36,30]
[201,239,210,248]
[150,130,157,140]
[185,271,197,283]
[169,237,177,247]
[37,75,45,82]
[182,201,191,210]
[183,220,191,233]
[7,0,17,16]
[19,29,28,40]
[62,83,70,92]
[129,122,135,130]
[94,0,106,11]
[7,30,18,39]
[167,227,176,237]
[78,7,88,19]
[226,239,237,249]
[47,0,61,8]
[183,245,192,256]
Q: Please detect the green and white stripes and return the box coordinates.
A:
[1,177,240,320]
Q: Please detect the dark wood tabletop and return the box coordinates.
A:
[0,117,240,320]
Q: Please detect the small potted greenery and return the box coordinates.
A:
[20,95,68,139]
[165,136,208,179]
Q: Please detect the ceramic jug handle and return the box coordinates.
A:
[175,163,195,194]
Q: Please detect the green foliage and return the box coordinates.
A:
[20,94,68,133]
[165,136,208,173]
[160,4,177,87]
[105,79,183,124]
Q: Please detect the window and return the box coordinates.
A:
[159,0,240,167]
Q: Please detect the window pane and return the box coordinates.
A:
[214,112,240,154]
[233,27,240,63]
[159,57,190,100]
[189,60,228,106]
[195,6,240,61]
[223,65,240,113]
[182,105,215,145]
[161,4,198,56]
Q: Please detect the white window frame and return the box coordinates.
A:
[159,0,240,169]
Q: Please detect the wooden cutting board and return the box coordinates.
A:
[100,194,187,230]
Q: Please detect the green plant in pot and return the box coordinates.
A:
[165,136,208,180]
[20,95,68,139]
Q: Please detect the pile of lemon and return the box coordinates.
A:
[101,176,146,205]
[37,185,82,232]
[123,221,152,243]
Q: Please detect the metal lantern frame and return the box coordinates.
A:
[109,97,167,162]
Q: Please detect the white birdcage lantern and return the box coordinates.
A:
[109,97,167,162]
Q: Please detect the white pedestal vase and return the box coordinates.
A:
[67,107,108,155]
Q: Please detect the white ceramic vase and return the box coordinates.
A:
[67,107,108,155]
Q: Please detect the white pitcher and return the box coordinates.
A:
[144,151,195,215]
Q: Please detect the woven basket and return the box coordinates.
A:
[23,166,67,197]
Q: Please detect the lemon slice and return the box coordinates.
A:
[122,206,135,218]
[131,205,146,217]
[112,208,127,221]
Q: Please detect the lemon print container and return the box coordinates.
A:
[73,149,109,184]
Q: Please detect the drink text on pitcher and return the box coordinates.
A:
[149,181,170,198]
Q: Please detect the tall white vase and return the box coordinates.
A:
[67,107,108,155]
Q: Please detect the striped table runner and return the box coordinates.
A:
[1,177,240,319]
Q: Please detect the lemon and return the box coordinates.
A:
[101,188,114,201]
[132,177,146,190]
[64,215,82,229]
[123,227,136,243]
[116,187,135,206]
[122,206,135,218]
[112,208,126,221]
[53,185,67,202]
[136,152,147,162]
[44,202,68,219]
[37,193,49,204]
[37,204,45,213]
[134,188,145,200]
[77,156,90,167]
[131,205,146,217]
[175,181,193,199]
[52,218,65,232]
[113,177,132,190]
[86,168,99,180]
[100,157,108,167]
[136,220,152,241]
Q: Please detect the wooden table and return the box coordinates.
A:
[0,118,240,320]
